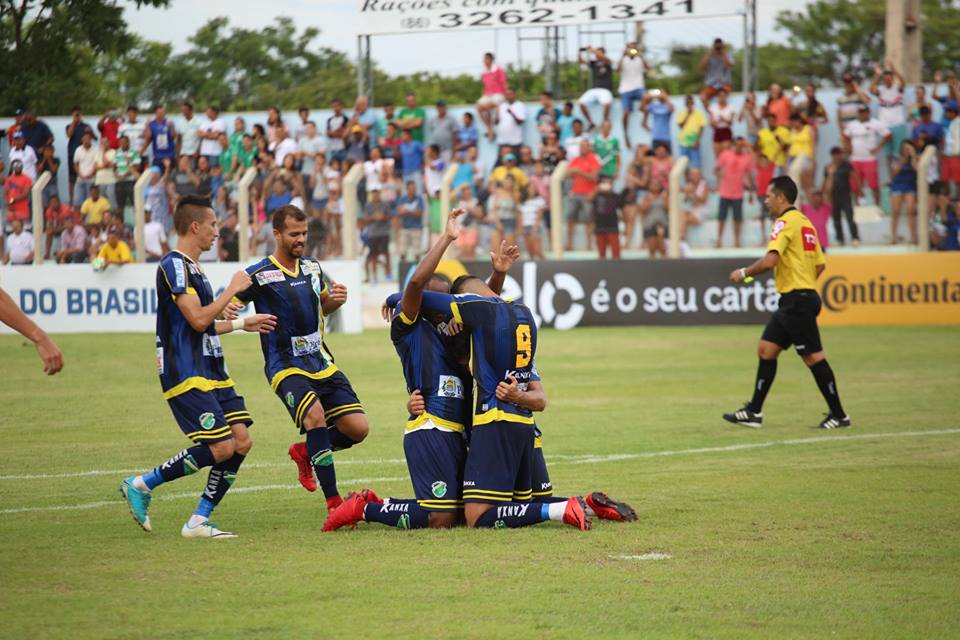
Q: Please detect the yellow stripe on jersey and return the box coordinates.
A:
[449,301,463,324]
[163,377,235,400]
[398,310,417,325]
[404,412,466,434]
[268,254,300,278]
[270,365,340,392]
[472,408,535,427]
[533,435,543,449]
[463,488,514,497]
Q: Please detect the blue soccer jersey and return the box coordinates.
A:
[235,255,336,390]
[419,291,539,426]
[155,251,233,399]
[390,301,473,433]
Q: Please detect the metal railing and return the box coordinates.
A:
[916,144,937,251]
[549,160,569,259]
[30,171,52,265]
[340,162,364,260]
[667,155,689,258]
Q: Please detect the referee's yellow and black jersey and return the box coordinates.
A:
[155,251,234,399]
[767,207,826,293]
[418,290,538,426]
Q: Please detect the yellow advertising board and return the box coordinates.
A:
[818,253,960,325]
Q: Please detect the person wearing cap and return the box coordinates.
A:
[426,99,457,162]
[942,100,960,199]
[836,72,871,127]
[698,38,733,106]
[347,95,377,143]
[397,92,426,142]
[6,107,25,146]
[842,104,891,208]
[8,130,38,181]
[343,124,369,164]
[494,88,526,159]
[65,106,95,204]
[4,159,32,230]
[489,151,529,198]
[869,63,907,166]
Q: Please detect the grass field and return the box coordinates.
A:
[1,325,958,639]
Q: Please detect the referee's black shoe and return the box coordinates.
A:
[817,414,852,429]
[723,405,763,429]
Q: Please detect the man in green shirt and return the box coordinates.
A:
[218,132,236,182]
[114,134,142,214]
[397,92,426,142]
[593,120,621,179]
[229,116,246,152]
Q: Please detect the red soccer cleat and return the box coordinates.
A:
[562,496,592,531]
[586,491,638,523]
[322,491,368,532]
[288,441,317,492]
[360,488,382,504]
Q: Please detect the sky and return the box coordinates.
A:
[124,0,806,77]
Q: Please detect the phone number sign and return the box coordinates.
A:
[357,0,694,35]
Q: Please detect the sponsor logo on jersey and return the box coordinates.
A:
[438,375,464,399]
[431,481,448,498]
[302,261,321,275]
[199,412,216,430]
[770,219,786,240]
[802,226,818,251]
[155,346,164,375]
[202,334,223,358]
[291,331,321,357]
[256,269,286,285]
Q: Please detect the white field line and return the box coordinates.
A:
[609,553,672,561]
[1,428,958,516]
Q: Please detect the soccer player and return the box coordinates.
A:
[120,195,277,538]
[235,204,366,515]
[724,176,851,430]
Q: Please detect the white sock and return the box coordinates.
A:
[547,502,566,522]
[132,476,150,492]
[187,514,208,528]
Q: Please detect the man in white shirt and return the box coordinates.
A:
[495,88,526,157]
[293,107,310,141]
[178,101,202,159]
[869,63,907,168]
[271,126,298,169]
[617,42,648,148]
[564,119,585,159]
[842,105,892,207]
[8,131,38,181]
[4,219,34,265]
[73,129,98,206]
[198,105,226,166]
[142,207,169,262]
[118,105,146,154]
[297,121,324,187]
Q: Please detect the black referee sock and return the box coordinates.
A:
[810,359,846,417]
[747,358,778,413]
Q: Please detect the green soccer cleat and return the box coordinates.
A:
[181,520,237,539]
[119,476,152,532]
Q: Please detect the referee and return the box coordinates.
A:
[723,176,850,430]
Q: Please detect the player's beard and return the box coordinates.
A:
[285,239,305,258]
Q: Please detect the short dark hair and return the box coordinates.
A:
[71,105,82,113]
[484,52,494,59]
[173,194,213,235]
[769,175,798,204]
[830,146,843,155]
[429,273,452,291]
[127,104,138,112]
[540,90,553,99]
[463,112,474,121]
[272,204,307,231]
[298,106,309,113]
[182,101,193,109]
[451,274,483,294]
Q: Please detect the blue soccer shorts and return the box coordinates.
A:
[528,427,553,499]
[404,426,467,512]
[462,421,535,504]
[167,386,252,445]
[275,371,365,434]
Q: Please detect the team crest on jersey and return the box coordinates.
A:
[438,375,464,399]
[199,412,216,430]
[285,392,295,408]
[431,481,448,498]
[770,219,786,240]
[256,269,286,285]
[801,226,818,250]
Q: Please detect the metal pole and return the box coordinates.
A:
[741,5,748,93]
[365,35,373,105]
[750,0,757,90]
[356,35,364,98]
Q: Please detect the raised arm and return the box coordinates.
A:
[487,239,520,296]
[397,208,465,322]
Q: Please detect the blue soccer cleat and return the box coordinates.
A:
[120,476,152,532]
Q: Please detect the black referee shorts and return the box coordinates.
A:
[761,289,823,355]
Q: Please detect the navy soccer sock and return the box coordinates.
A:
[748,358,777,413]
[363,501,430,529]
[142,445,216,489]
[532,495,568,504]
[327,425,357,451]
[306,428,338,499]
[193,452,246,519]
[809,359,846,417]
[473,502,547,528]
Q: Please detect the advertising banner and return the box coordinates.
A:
[0,261,365,335]
[399,254,960,329]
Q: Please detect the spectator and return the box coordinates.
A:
[19,110,54,154]
[577,46,615,129]
[97,225,133,267]
[399,128,425,190]
[118,106,146,159]
[143,207,169,262]
[594,119,621,182]
[324,176,343,258]
[757,111,790,172]
[4,219,34,265]
[799,83,829,127]
[592,177,620,259]
[622,145,650,249]
[738,92,764,145]
[266,106,284,144]
[517,145,536,177]
[228,116,247,151]
[617,42,648,148]
[303,205,325,259]
[680,166,709,254]
[943,101,960,199]
[907,84,932,129]
[144,164,171,231]
[343,125,369,165]
[97,109,121,150]
[5,107,24,144]
[43,194,73,259]
[452,145,479,191]
[764,84,792,128]
[931,200,960,250]
[379,121,403,164]
[844,104,892,206]
[109,135,139,216]
[538,131,564,174]
[714,137,755,248]
[557,101,576,144]
[9,131,39,181]
[638,179,668,258]
[536,91,561,142]
[363,146,390,193]
[564,119,585,159]
[198,105,226,166]
[423,144,446,229]
[263,166,299,215]
[395,180,425,262]
[293,107,310,141]
[455,112,479,160]
[698,38,733,106]
[325,98,349,160]
[194,156,213,198]
[348,96,378,142]
[427,100,458,162]
[72,129,98,206]
[489,152,528,197]
[931,70,960,129]
[80,185,111,228]
[377,101,397,142]
[477,52,509,140]
[800,189,831,252]
[709,88,736,159]
[649,142,673,191]
[785,112,816,200]
[36,144,60,206]
[519,189,546,260]
[676,95,706,169]
[888,140,919,245]
[298,121,324,187]
[642,89,674,152]
[870,64,908,170]
[56,215,88,263]
[753,145,776,237]
[4,160,32,228]
[530,159,550,203]
[177,102,201,160]
[172,154,200,200]
[453,183,483,259]
[397,92,426,142]
[495,89,526,158]
[912,104,944,150]
[489,175,520,248]
[142,104,177,169]
[837,72,870,128]
[565,138,600,251]
[363,189,392,283]
[271,125,299,169]
[823,146,860,246]
[231,134,257,181]
[93,135,117,209]
[218,211,239,261]
[65,106,95,204]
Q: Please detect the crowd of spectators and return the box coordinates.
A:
[3,44,960,267]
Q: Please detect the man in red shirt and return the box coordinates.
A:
[98,109,122,149]
[4,159,33,230]
[566,138,601,251]
[714,136,755,247]
[43,194,78,259]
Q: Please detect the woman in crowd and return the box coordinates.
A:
[738,91,764,145]
[785,112,817,201]
[453,183,483,259]
[621,144,650,249]
[638,178,669,258]
[488,175,520,249]
[907,84,932,128]
[538,130,565,175]
[801,83,829,126]
[266,107,283,144]
[888,140,918,245]
[680,166,708,255]
[519,188,546,260]
[765,83,792,128]
[649,142,673,191]
[37,144,60,206]
[708,88,736,159]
